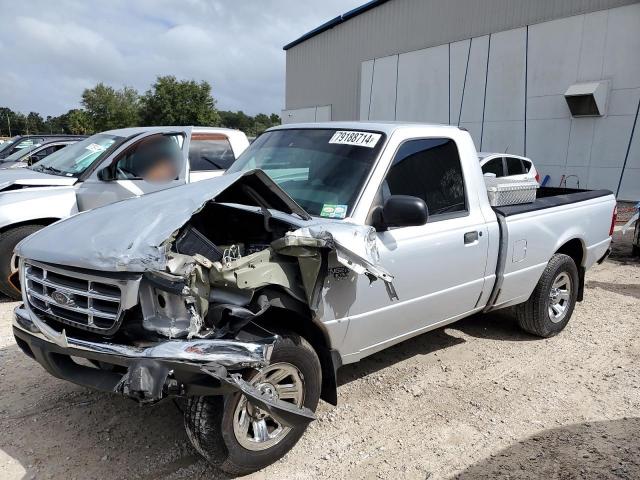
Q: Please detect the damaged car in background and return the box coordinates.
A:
[0,126,248,300]
[12,123,616,474]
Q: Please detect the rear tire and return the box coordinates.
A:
[0,225,43,300]
[184,332,321,475]
[516,253,579,337]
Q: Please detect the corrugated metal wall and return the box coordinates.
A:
[284,0,640,200]
[285,0,637,120]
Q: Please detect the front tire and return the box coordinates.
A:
[516,253,579,337]
[184,332,321,475]
[0,225,43,300]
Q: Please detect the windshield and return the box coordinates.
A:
[3,144,39,161]
[227,128,386,218]
[0,137,16,152]
[30,133,124,177]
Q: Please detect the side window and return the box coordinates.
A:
[189,134,235,171]
[29,146,57,164]
[481,158,504,177]
[25,144,67,165]
[114,134,184,182]
[382,138,466,217]
[506,157,525,175]
[521,160,532,173]
[10,138,41,155]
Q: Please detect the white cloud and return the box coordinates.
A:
[0,0,364,117]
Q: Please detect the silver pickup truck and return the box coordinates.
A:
[0,126,249,299]
[12,122,615,474]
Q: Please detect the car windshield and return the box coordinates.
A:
[29,133,124,177]
[3,144,39,161]
[226,128,386,217]
[0,137,16,153]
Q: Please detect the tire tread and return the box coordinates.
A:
[183,331,321,475]
[0,225,43,299]
[516,253,578,337]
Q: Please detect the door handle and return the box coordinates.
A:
[464,231,479,244]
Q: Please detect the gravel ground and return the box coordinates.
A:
[0,232,638,480]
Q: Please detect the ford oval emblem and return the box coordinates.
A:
[51,290,74,306]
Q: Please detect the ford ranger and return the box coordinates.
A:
[0,126,249,299]
[12,122,615,474]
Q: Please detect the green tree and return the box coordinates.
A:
[219,110,252,132]
[65,109,94,134]
[140,75,220,126]
[25,112,46,134]
[218,110,282,136]
[81,83,140,131]
[253,113,273,136]
[42,115,58,134]
[0,107,27,136]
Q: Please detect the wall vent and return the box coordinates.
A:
[564,81,609,117]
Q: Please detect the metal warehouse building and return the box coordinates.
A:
[282,0,640,200]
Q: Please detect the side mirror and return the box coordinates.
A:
[98,166,115,181]
[483,172,497,178]
[374,195,428,231]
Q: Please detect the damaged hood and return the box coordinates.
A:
[17,170,311,271]
[0,167,78,191]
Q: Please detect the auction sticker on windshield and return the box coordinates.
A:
[86,143,106,153]
[329,131,381,148]
[320,204,348,219]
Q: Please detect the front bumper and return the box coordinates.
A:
[13,305,275,401]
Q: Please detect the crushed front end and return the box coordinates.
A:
[12,258,278,399]
[12,170,394,426]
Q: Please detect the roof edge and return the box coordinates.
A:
[283,0,391,51]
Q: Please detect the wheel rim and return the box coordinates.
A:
[548,272,572,323]
[232,362,305,451]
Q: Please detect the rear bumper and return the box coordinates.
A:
[13,305,275,401]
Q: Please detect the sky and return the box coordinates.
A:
[0,0,364,118]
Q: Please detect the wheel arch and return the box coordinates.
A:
[251,288,341,406]
[554,237,586,301]
[0,217,62,235]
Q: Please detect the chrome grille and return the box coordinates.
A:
[24,262,125,334]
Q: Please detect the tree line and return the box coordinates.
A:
[0,75,280,138]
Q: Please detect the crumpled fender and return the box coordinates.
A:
[273,223,397,307]
[282,223,393,283]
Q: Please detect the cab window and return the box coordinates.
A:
[381,138,466,218]
[114,134,184,182]
[189,133,235,171]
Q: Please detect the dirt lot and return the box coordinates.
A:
[0,233,638,480]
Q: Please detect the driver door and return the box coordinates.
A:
[76,129,190,211]
[338,137,490,359]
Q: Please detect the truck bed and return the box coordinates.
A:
[492,187,613,217]
[486,186,615,312]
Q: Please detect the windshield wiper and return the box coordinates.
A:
[33,165,65,176]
